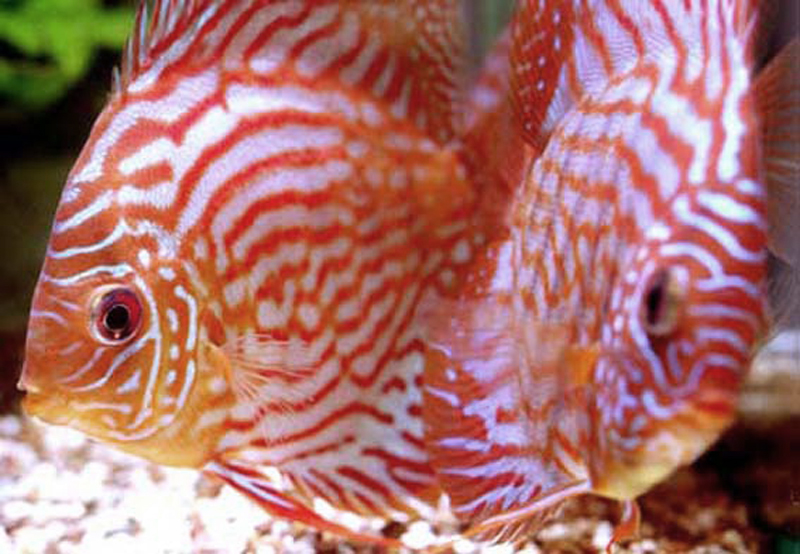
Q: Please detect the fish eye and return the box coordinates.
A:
[92,287,143,344]
[640,268,682,337]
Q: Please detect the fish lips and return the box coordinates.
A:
[17,373,72,426]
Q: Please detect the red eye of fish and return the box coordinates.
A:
[93,288,142,344]
[641,269,683,338]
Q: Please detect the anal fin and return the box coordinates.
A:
[205,459,401,548]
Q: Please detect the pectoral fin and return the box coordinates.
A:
[422,290,595,539]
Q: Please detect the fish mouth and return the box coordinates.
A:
[19,390,72,426]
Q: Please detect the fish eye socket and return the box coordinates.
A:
[93,287,142,344]
[641,268,682,338]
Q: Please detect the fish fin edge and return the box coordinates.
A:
[206,459,402,547]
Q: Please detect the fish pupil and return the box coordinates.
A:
[104,304,131,337]
[641,269,681,337]
[645,277,665,328]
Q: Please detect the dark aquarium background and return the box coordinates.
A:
[0,1,797,552]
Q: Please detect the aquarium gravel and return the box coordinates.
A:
[0,413,767,553]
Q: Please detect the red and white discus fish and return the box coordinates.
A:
[423,0,798,544]
[18,0,495,544]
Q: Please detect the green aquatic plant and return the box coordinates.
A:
[0,0,133,109]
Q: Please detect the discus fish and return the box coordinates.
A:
[18,0,486,545]
[423,0,798,545]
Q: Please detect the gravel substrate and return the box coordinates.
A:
[0,413,776,554]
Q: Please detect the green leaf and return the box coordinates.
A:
[0,0,134,109]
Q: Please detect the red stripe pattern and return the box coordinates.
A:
[423,0,769,541]
[20,0,495,532]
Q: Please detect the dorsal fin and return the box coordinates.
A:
[509,0,577,153]
[116,0,466,142]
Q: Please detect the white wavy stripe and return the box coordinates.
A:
[27,309,69,332]
[372,50,397,98]
[73,70,220,185]
[687,301,761,328]
[331,220,416,317]
[43,263,135,288]
[593,0,640,77]
[295,9,359,79]
[610,365,642,426]
[71,401,132,415]
[116,181,179,210]
[682,351,742,397]
[174,285,198,351]
[693,325,750,355]
[658,241,723,275]
[717,30,751,182]
[302,236,353,297]
[116,369,141,394]
[53,190,113,235]
[704,0,724,101]
[227,82,358,121]
[48,221,127,259]
[223,242,305,310]
[293,449,423,517]
[673,195,762,263]
[696,190,763,226]
[338,29,382,86]
[607,425,645,451]
[214,151,350,268]
[641,389,676,419]
[662,93,712,186]
[696,273,762,298]
[336,287,397,356]
[59,348,107,385]
[182,140,348,246]
[70,332,152,393]
[58,342,83,356]
[350,281,418,381]
[257,3,341,73]
[221,1,305,71]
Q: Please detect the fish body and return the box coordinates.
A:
[19,0,493,543]
[423,0,790,542]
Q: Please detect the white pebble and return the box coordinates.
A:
[402,521,436,549]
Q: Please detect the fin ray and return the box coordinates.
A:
[206,459,401,547]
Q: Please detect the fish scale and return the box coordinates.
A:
[422,0,790,545]
[18,0,508,545]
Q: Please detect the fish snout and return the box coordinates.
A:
[17,365,70,424]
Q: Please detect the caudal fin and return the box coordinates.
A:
[756,39,800,327]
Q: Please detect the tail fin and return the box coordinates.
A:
[756,38,800,328]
